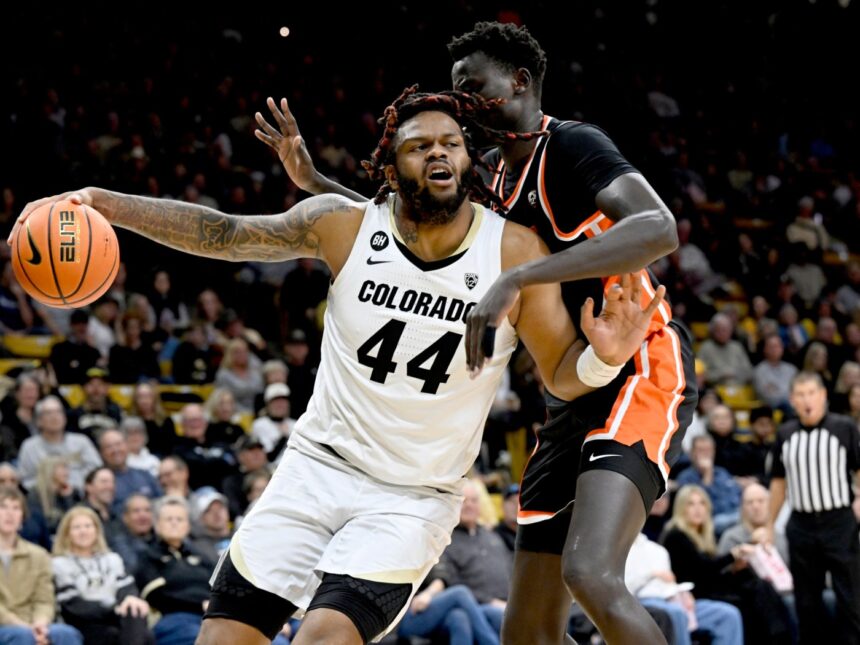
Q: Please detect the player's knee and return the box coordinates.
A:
[306,574,413,643]
[195,618,265,645]
[561,554,617,600]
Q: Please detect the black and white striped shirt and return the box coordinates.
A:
[770,413,860,513]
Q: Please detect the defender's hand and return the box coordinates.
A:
[254,97,318,192]
[465,271,521,372]
[580,273,665,367]
[6,189,95,245]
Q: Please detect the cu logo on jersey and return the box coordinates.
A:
[527,189,538,207]
[370,231,389,251]
[464,273,479,290]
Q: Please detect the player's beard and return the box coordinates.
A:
[396,164,474,225]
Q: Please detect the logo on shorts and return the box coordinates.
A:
[370,232,389,251]
[527,189,538,207]
[588,453,622,462]
[464,273,479,290]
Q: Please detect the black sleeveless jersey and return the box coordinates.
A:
[480,115,669,336]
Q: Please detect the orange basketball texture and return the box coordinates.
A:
[11,199,120,308]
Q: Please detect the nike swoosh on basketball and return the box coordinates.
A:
[588,453,622,462]
[25,223,42,265]
[366,257,392,265]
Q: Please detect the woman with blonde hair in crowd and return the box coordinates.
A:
[130,381,177,457]
[27,456,80,538]
[662,485,792,644]
[213,338,263,413]
[831,361,860,414]
[52,506,153,644]
[802,341,833,392]
[203,387,245,445]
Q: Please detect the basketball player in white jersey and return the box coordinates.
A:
[11,88,664,645]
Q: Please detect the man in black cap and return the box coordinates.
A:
[283,329,315,416]
[67,367,123,439]
[48,310,101,384]
[222,435,270,519]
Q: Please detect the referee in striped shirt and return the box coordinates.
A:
[767,371,860,644]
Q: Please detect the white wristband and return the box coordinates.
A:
[576,345,624,388]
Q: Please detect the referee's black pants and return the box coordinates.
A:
[787,507,860,645]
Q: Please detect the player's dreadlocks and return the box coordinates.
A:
[447,21,547,97]
[362,85,544,208]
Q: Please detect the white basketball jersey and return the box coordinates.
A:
[293,197,518,488]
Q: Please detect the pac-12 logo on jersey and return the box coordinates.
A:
[464,273,479,290]
[370,232,389,251]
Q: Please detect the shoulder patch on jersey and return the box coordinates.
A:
[370,231,389,251]
[464,273,479,290]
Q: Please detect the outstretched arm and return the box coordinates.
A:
[9,189,364,272]
[255,97,369,202]
[466,173,675,364]
[489,223,663,399]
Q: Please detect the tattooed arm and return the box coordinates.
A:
[10,188,366,273]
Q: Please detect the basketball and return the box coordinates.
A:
[10,198,120,309]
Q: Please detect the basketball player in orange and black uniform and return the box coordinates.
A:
[260,22,695,644]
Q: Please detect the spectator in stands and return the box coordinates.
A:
[777,303,810,360]
[203,388,245,445]
[158,455,193,500]
[122,416,161,477]
[718,482,789,563]
[802,341,833,392]
[0,486,83,645]
[832,362,860,414]
[785,243,827,310]
[222,436,269,519]
[745,406,777,484]
[150,269,190,336]
[697,312,753,386]
[49,310,101,384]
[109,494,155,576]
[280,258,331,336]
[88,296,120,359]
[26,457,80,538]
[213,338,263,413]
[52,507,153,645]
[130,382,177,457]
[705,404,753,478]
[190,490,233,563]
[675,435,741,535]
[662,484,793,644]
[195,289,226,349]
[109,314,161,383]
[625,531,744,645]
[67,367,123,439]
[234,469,271,527]
[82,465,117,525]
[0,462,48,548]
[439,481,512,634]
[806,316,849,375]
[753,334,798,411]
[171,320,216,385]
[835,261,860,319]
[0,373,40,460]
[17,396,101,491]
[494,484,518,553]
[846,383,860,424]
[217,309,268,360]
[253,358,289,413]
[786,196,830,252]
[250,383,295,459]
[283,328,315,416]
[175,404,237,490]
[98,428,162,510]
[397,567,500,645]
[137,496,214,645]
